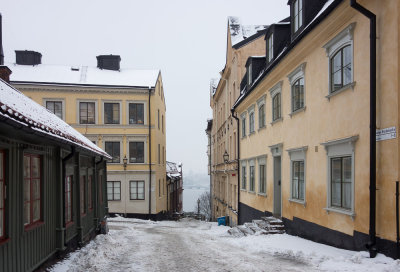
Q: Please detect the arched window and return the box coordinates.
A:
[331,45,352,93]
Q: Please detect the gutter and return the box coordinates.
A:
[350,0,377,258]
[231,109,241,224]
[148,87,152,218]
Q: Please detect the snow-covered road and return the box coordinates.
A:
[50,217,399,272]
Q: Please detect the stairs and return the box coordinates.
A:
[227,216,285,237]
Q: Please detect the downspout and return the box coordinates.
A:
[350,0,377,258]
[95,156,104,220]
[231,109,240,224]
[148,87,152,218]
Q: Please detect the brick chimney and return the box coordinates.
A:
[0,13,12,83]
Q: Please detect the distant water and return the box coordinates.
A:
[183,187,208,212]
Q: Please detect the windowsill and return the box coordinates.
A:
[248,190,256,194]
[270,117,283,126]
[130,199,145,201]
[241,135,247,139]
[257,192,267,197]
[0,238,10,246]
[258,125,266,132]
[104,123,121,125]
[289,106,306,118]
[249,131,255,136]
[326,82,356,100]
[289,198,306,207]
[324,207,356,219]
[24,221,44,232]
[108,199,121,201]
[240,189,247,192]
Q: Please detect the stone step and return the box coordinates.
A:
[228,216,285,237]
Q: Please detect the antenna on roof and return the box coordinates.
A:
[0,13,4,65]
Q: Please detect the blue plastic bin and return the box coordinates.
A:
[217,216,226,226]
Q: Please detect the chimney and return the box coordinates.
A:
[15,50,42,65]
[0,13,12,83]
[96,55,121,71]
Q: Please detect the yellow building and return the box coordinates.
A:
[209,17,268,226]
[9,53,168,219]
[233,0,399,258]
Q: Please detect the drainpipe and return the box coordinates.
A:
[350,0,377,258]
[148,87,152,218]
[231,109,240,224]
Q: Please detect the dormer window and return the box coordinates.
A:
[292,0,303,33]
[267,34,274,62]
[247,64,252,86]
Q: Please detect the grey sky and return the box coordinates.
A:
[2,0,289,176]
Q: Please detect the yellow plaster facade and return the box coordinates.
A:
[234,0,399,251]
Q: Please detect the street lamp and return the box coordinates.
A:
[223,150,229,164]
[123,155,128,170]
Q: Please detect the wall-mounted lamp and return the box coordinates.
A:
[123,155,128,170]
[223,150,229,164]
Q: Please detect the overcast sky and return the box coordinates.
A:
[2,0,289,176]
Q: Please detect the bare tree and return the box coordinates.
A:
[197,191,211,221]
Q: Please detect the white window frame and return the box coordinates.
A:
[257,95,266,129]
[321,135,358,218]
[102,100,122,125]
[257,156,267,195]
[43,98,65,120]
[287,146,307,205]
[293,0,303,33]
[323,22,356,98]
[126,100,147,125]
[269,81,283,124]
[127,135,148,164]
[287,62,306,116]
[240,160,247,190]
[241,112,247,138]
[248,105,255,134]
[247,63,253,86]
[249,159,255,192]
[77,99,98,125]
[268,34,274,62]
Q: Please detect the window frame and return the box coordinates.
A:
[287,62,306,115]
[103,102,121,124]
[257,156,267,195]
[130,180,145,200]
[292,0,304,34]
[23,153,42,229]
[241,161,247,190]
[241,113,247,138]
[323,23,356,98]
[65,175,73,226]
[321,136,358,217]
[249,160,255,192]
[78,100,97,124]
[129,141,145,164]
[127,101,146,125]
[104,141,121,164]
[267,34,274,62]
[269,81,282,124]
[248,105,255,134]
[107,181,121,201]
[44,99,64,120]
[257,95,266,130]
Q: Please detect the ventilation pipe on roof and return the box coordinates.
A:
[350,0,377,258]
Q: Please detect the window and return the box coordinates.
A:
[65,176,73,225]
[162,115,164,133]
[247,64,252,86]
[130,181,145,200]
[159,179,161,197]
[272,93,281,121]
[293,0,303,33]
[269,81,282,123]
[88,175,93,210]
[258,157,266,194]
[292,161,305,200]
[129,142,144,163]
[0,151,5,239]
[322,135,357,216]
[323,23,355,96]
[331,157,352,209]
[249,162,255,192]
[288,146,307,203]
[249,112,255,134]
[80,176,86,215]
[105,142,120,163]
[158,109,160,129]
[158,144,160,164]
[241,113,246,137]
[259,104,265,128]
[23,154,41,227]
[162,146,165,165]
[104,103,120,124]
[331,46,352,93]
[129,103,144,124]
[267,34,273,62]
[288,63,306,114]
[46,101,62,119]
[107,181,121,201]
[79,102,95,124]
[292,78,304,112]
[241,162,247,190]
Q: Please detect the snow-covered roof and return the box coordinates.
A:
[0,78,111,158]
[228,17,267,47]
[8,63,160,88]
[210,77,220,96]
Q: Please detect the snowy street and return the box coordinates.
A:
[50,218,399,272]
